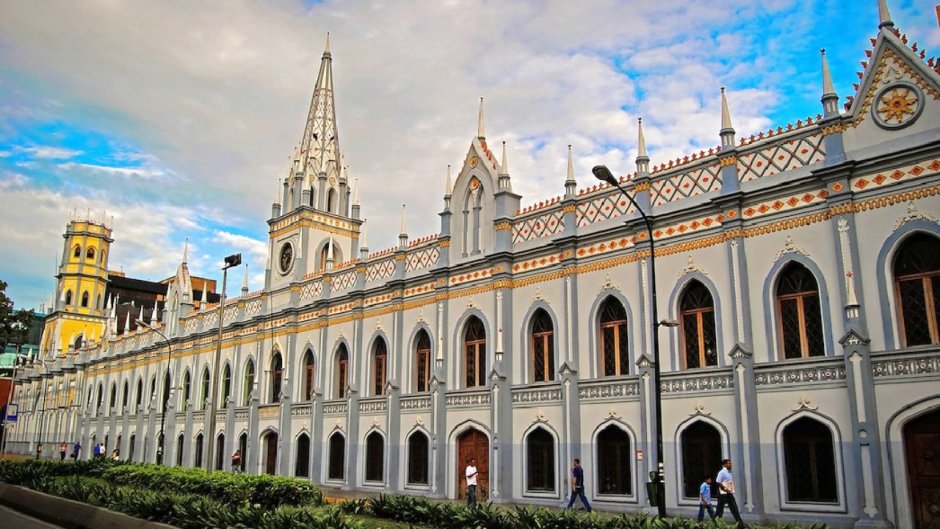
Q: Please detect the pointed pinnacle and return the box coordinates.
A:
[182,239,189,264]
[325,32,331,54]
[400,204,408,235]
[360,220,369,249]
[242,264,249,290]
[637,117,648,158]
[566,145,575,183]
[445,165,453,196]
[878,0,894,29]
[352,177,360,205]
[720,87,734,131]
[501,141,509,174]
[327,235,334,260]
[477,97,485,138]
[821,49,836,96]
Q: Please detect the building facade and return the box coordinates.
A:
[8,6,940,528]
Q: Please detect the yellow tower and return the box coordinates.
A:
[42,218,113,357]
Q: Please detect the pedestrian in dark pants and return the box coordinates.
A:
[59,443,67,461]
[698,475,717,522]
[465,457,478,507]
[35,443,43,459]
[716,459,746,528]
[565,458,592,512]
[72,442,81,461]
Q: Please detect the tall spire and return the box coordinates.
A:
[359,220,369,257]
[878,0,894,29]
[124,311,131,335]
[201,280,208,307]
[498,141,511,189]
[352,178,360,206]
[241,264,249,295]
[298,33,341,185]
[182,239,189,264]
[636,118,650,175]
[477,97,485,139]
[719,87,736,149]
[565,145,577,196]
[500,141,509,174]
[820,49,840,118]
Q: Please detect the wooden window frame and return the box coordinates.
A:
[680,307,716,369]
[415,334,431,393]
[530,311,555,383]
[895,271,940,346]
[271,354,283,403]
[303,353,315,401]
[776,290,821,359]
[336,349,349,399]
[599,319,628,376]
[373,342,387,396]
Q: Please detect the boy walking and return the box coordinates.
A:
[698,475,717,522]
[565,458,592,512]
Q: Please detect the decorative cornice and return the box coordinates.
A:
[719,156,738,167]
[494,221,512,231]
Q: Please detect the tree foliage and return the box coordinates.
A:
[0,279,34,351]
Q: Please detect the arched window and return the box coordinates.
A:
[893,232,940,346]
[599,297,629,376]
[134,379,143,411]
[80,290,88,308]
[526,427,555,492]
[263,431,278,475]
[149,375,157,404]
[72,245,81,259]
[372,339,387,396]
[200,368,210,410]
[182,371,191,409]
[65,290,73,306]
[176,433,185,467]
[680,421,722,498]
[194,434,204,468]
[162,371,171,413]
[327,188,337,213]
[414,330,431,393]
[96,294,101,310]
[596,424,632,495]
[100,250,106,265]
[365,431,385,483]
[270,352,283,403]
[220,364,231,409]
[295,433,311,477]
[407,431,429,485]
[782,417,838,503]
[680,281,717,369]
[215,434,225,470]
[238,433,248,472]
[336,345,349,399]
[328,432,346,480]
[121,381,129,411]
[129,434,136,461]
[531,309,555,382]
[109,383,117,411]
[243,360,255,406]
[464,317,486,388]
[302,350,315,401]
[776,262,824,359]
[86,247,95,260]
[462,177,483,255]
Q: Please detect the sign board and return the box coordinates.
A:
[4,403,17,423]
[636,448,644,461]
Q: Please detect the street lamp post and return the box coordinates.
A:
[1,353,24,456]
[593,165,676,518]
[137,319,171,465]
[204,253,241,473]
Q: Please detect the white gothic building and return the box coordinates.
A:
[9,5,940,528]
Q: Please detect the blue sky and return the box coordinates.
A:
[1,0,937,311]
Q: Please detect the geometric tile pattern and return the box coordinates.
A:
[244,298,262,317]
[742,189,830,219]
[512,208,565,244]
[331,270,357,293]
[366,259,395,283]
[736,132,826,182]
[650,162,722,206]
[577,191,635,227]
[406,245,440,272]
[300,281,323,301]
[851,158,940,191]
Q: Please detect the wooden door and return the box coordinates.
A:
[264,433,278,475]
[457,429,489,501]
[905,409,940,529]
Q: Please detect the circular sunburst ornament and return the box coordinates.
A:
[873,83,923,129]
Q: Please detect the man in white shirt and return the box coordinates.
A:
[465,457,478,507]
[716,459,746,527]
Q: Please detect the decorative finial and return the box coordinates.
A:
[637,117,647,158]
[719,87,736,149]
[325,32,331,54]
[565,145,577,195]
[477,97,485,138]
[182,239,189,264]
[821,49,835,96]
[327,235,334,261]
[445,165,453,196]
[500,141,509,174]
[352,177,360,206]
[400,204,408,235]
[877,0,894,29]
[360,220,368,250]
[242,264,249,294]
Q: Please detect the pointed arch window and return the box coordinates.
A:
[80,291,89,307]
[194,433,204,468]
[270,353,283,403]
[295,433,311,477]
[596,424,632,495]
[134,379,143,412]
[414,330,431,393]
[65,290,73,306]
[327,188,337,214]
[680,421,722,498]
[177,433,185,466]
[599,297,629,376]
[86,247,95,260]
[462,178,483,255]
[531,309,555,382]
[783,417,838,503]
[464,317,486,388]
[302,350,315,401]
[526,427,556,492]
[336,345,349,399]
[372,339,387,396]
[220,364,231,408]
[680,281,717,369]
[776,262,824,359]
[242,360,255,406]
[121,381,129,411]
[109,383,117,411]
[893,232,940,346]
[328,432,345,480]
[72,245,81,259]
[365,431,385,483]
[200,368,210,410]
[182,371,191,409]
[407,431,429,485]
[162,372,171,414]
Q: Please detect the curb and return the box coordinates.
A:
[0,481,176,529]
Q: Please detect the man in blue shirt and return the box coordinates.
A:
[698,475,717,521]
[716,459,746,527]
[565,458,592,512]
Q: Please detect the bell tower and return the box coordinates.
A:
[42,217,112,357]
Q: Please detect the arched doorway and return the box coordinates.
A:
[215,434,225,470]
[262,431,278,475]
[680,421,722,499]
[905,408,940,528]
[238,433,248,472]
[456,429,488,501]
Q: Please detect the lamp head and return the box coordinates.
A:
[592,165,617,185]
[223,253,242,268]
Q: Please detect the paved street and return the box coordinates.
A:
[0,505,63,529]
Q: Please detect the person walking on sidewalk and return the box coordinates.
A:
[465,457,478,507]
[565,458,592,512]
[698,475,717,522]
[59,443,67,461]
[35,443,43,459]
[716,459,746,528]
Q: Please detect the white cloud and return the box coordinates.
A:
[21,146,83,160]
[58,162,170,180]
